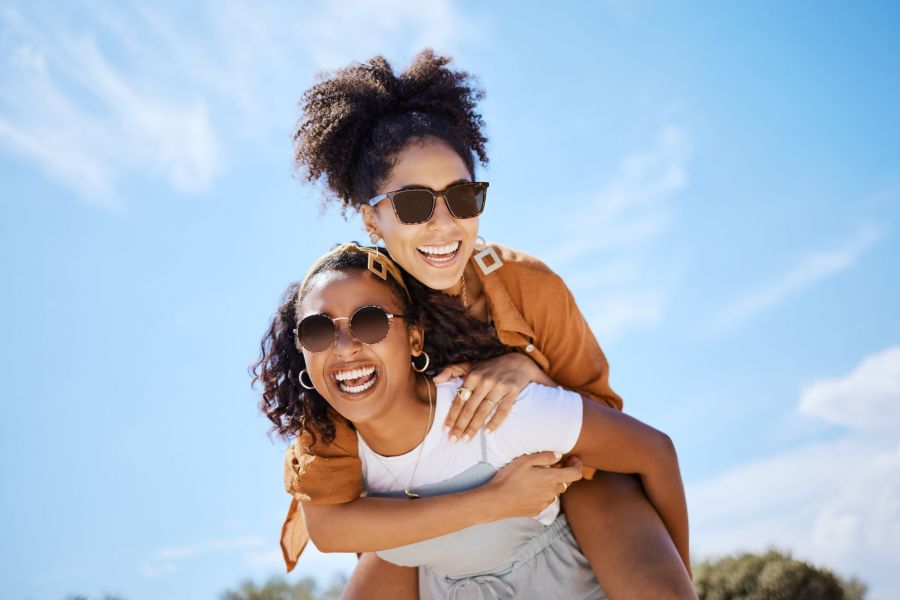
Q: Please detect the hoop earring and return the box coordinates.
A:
[298,369,316,390]
[411,352,430,373]
[369,231,381,245]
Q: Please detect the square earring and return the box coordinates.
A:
[368,253,388,280]
[474,245,503,275]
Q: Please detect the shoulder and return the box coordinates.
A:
[479,243,573,312]
[481,243,569,290]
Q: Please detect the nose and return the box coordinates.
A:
[332,320,361,356]
[429,194,456,227]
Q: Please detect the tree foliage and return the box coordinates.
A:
[693,549,867,600]
[220,574,346,600]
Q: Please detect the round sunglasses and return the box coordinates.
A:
[366,181,488,225]
[294,305,406,353]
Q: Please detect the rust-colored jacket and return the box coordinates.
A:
[279,244,623,571]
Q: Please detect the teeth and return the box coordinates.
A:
[335,366,376,381]
[339,377,377,394]
[417,241,460,256]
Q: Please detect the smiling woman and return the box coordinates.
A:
[253,244,692,599]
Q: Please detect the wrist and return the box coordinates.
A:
[467,485,505,524]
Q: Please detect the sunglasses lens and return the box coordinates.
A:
[391,190,435,224]
[298,314,335,352]
[445,183,486,218]
[350,306,391,344]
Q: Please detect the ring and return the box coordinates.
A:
[485,399,498,407]
[457,387,473,402]
[562,482,569,492]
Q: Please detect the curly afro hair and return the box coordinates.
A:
[293,49,489,212]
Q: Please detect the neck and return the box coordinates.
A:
[355,374,433,456]
[446,263,487,322]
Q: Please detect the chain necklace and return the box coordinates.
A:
[367,375,434,499]
[459,273,469,308]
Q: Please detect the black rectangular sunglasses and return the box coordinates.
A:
[365,181,488,225]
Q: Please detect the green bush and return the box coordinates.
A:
[693,549,866,600]
[220,574,346,600]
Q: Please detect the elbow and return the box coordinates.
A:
[306,527,344,553]
[303,510,346,553]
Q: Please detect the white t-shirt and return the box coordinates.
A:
[358,378,583,524]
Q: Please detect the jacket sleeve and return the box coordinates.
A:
[530,272,624,411]
[283,416,363,504]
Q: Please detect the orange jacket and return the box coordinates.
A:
[279,244,622,571]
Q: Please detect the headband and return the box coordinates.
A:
[297,243,412,305]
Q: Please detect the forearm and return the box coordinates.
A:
[572,399,691,570]
[302,488,498,553]
[640,449,691,573]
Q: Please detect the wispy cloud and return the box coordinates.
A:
[139,534,265,578]
[544,126,690,342]
[707,225,884,334]
[689,346,900,599]
[0,0,479,207]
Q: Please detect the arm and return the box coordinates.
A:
[571,399,691,569]
[302,451,583,552]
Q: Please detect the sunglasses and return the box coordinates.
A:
[294,305,405,353]
[366,181,488,225]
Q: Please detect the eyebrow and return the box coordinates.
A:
[394,178,471,193]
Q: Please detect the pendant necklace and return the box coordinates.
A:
[369,375,434,499]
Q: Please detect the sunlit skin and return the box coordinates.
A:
[298,270,433,456]
[361,137,483,310]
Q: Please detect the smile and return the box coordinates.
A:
[416,241,461,266]
[334,365,378,394]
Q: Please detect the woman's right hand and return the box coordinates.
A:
[481,452,583,520]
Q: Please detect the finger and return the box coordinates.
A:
[433,362,471,384]
[442,389,468,433]
[564,455,583,469]
[447,376,486,440]
[462,392,508,440]
[524,451,564,467]
[483,393,516,433]
[552,463,584,484]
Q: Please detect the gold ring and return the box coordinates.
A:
[562,482,569,492]
[457,387,473,402]
[486,399,498,407]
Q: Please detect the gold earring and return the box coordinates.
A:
[411,352,430,373]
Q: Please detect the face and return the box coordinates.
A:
[297,269,424,425]
[362,137,480,291]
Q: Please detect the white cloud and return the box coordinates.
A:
[153,534,266,561]
[0,0,479,206]
[139,561,177,578]
[799,346,900,430]
[708,226,883,334]
[689,346,900,599]
[544,126,690,342]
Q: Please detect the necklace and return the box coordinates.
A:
[458,273,469,308]
[368,375,434,499]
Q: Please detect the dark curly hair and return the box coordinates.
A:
[293,48,488,211]
[251,245,509,445]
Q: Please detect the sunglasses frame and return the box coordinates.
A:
[365,181,489,225]
[294,305,405,353]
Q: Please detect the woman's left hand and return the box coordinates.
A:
[436,352,555,441]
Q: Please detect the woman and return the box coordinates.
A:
[285,50,695,598]
[255,244,689,599]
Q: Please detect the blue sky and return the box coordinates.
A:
[2,1,899,598]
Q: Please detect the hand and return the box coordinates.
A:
[437,352,552,441]
[481,453,583,519]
